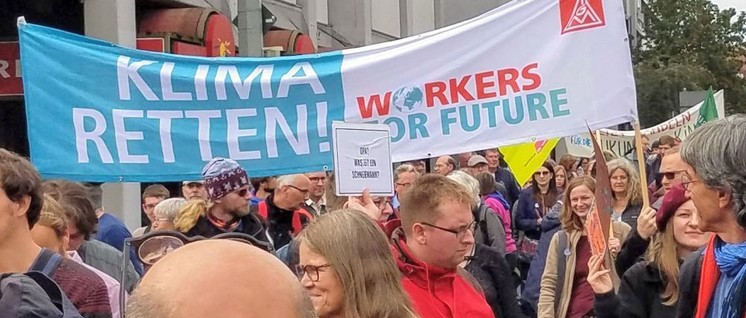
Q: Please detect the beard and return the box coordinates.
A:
[229,204,251,218]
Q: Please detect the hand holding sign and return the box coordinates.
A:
[586,253,613,294]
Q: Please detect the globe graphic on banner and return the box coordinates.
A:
[392,86,424,113]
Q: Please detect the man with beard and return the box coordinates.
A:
[176,158,268,243]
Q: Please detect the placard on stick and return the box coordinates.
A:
[332,122,394,196]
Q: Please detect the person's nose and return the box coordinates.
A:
[462,229,476,245]
[689,211,701,230]
[300,273,314,288]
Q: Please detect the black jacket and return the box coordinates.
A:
[465,243,526,318]
[676,248,705,318]
[615,228,651,276]
[594,261,676,318]
[250,194,312,249]
[185,212,269,244]
[496,168,521,207]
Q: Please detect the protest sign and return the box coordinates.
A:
[19,0,636,181]
[332,122,393,196]
[561,90,725,158]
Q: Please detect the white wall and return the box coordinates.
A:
[317,0,328,24]
[372,0,401,37]
[412,0,435,35]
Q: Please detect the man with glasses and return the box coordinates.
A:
[181,158,268,244]
[253,174,314,249]
[303,171,328,216]
[386,174,494,317]
[676,115,746,318]
[133,184,170,237]
[391,164,419,218]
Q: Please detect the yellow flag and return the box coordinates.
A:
[499,138,560,187]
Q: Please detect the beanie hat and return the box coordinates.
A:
[656,183,689,231]
[201,157,249,201]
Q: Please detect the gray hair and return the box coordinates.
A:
[394,164,418,182]
[277,174,302,188]
[447,170,481,207]
[680,114,746,227]
[154,198,188,221]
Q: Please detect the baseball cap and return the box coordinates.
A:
[182,181,204,185]
[467,155,489,167]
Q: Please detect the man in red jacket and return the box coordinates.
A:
[385,174,494,318]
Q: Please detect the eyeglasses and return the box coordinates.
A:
[295,264,331,282]
[236,188,250,197]
[121,230,274,317]
[373,197,391,210]
[661,170,686,180]
[534,171,551,176]
[395,182,414,188]
[308,177,326,183]
[143,203,157,210]
[287,185,309,195]
[420,221,477,240]
[681,174,700,190]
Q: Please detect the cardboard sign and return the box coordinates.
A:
[332,122,393,196]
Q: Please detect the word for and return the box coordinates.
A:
[366,88,570,142]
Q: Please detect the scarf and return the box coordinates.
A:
[713,238,746,318]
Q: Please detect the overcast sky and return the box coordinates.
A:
[709,0,746,14]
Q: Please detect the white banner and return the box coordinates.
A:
[561,90,725,158]
[343,0,637,162]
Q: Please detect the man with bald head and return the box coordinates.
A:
[434,156,457,176]
[252,174,314,249]
[126,240,315,317]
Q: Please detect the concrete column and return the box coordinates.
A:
[238,0,264,56]
[84,0,137,48]
[399,0,415,37]
[83,0,140,231]
[328,0,372,48]
[433,0,445,28]
[297,0,319,49]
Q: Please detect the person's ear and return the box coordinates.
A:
[413,223,427,245]
[12,195,31,218]
[717,188,732,210]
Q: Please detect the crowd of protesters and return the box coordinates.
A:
[0,115,745,318]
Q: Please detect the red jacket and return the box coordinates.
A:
[385,220,495,318]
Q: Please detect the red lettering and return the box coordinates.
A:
[356,92,392,119]
[425,81,448,107]
[449,75,475,104]
[497,68,520,96]
[521,63,542,90]
[474,71,497,99]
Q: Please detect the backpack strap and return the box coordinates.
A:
[291,209,314,235]
[29,248,62,277]
[478,204,493,247]
[554,230,569,313]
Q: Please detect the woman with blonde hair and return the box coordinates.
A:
[296,209,419,318]
[151,197,188,231]
[538,176,631,318]
[587,184,710,318]
[607,159,644,230]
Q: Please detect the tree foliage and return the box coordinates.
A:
[635,0,746,126]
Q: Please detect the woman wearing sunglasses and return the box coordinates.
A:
[516,161,562,258]
[296,209,419,318]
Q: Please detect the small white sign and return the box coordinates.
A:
[332,122,394,196]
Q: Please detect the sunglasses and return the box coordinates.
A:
[237,188,250,197]
[534,171,551,176]
[120,230,274,317]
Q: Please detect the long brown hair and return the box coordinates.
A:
[297,210,419,318]
[560,176,596,232]
[607,159,643,206]
[646,216,683,306]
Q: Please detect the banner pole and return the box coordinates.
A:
[633,121,650,209]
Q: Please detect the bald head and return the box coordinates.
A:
[126,240,315,318]
[434,156,456,175]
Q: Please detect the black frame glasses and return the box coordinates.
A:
[287,184,310,195]
[295,264,331,282]
[420,221,477,240]
[120,230,274,317]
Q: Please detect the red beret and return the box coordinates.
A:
[656,184,689,231]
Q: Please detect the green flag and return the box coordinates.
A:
[695,88,718,128]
